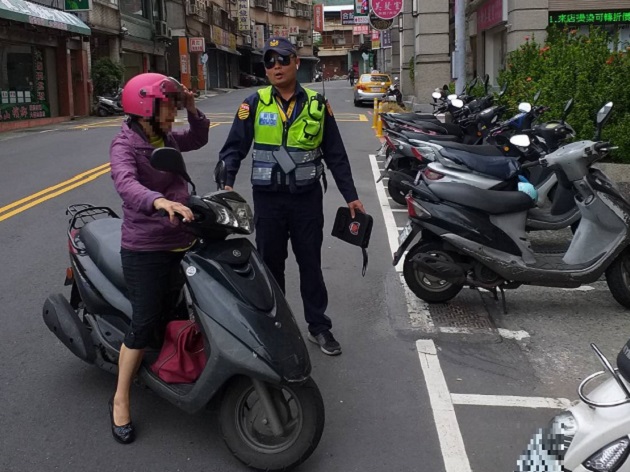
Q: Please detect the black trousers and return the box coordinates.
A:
[253,185,331,336]
[120,248,186,349]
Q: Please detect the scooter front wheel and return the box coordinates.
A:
[219,376,325,471]
[403,242,463,303]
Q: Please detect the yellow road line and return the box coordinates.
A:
[0,165,112,222]
[0,163,111,215]
[359,114,368,122]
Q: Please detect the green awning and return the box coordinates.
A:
[0,0,91,35]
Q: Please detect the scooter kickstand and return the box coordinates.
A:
[499,286,508,314]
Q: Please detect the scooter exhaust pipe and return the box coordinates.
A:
[411,254,466,285]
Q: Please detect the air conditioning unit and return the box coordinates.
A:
[284,7,289,14]
[297,40,304,48]
[333,38,346,45]
[155,20,170,38]
[186,1,198,15]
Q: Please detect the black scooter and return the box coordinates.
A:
[96,88,123,116]
[42,148,324,471]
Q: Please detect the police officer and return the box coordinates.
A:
[219,37,365,356]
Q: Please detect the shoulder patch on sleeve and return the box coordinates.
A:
[326,101,334,117]
[237,102,250,120]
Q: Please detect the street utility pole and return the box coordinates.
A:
[454,0,466,94]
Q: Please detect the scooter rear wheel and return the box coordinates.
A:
[388,177,409,206]
[403,242,463,303]
[219,376,324,471]
[606,251,630,309]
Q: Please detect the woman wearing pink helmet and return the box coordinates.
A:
[108,73,209,444]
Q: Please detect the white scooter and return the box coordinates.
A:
[516,342,630,472]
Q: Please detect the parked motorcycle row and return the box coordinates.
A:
[379,78,630,472]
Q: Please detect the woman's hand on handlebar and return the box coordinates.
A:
[154,197,194,224]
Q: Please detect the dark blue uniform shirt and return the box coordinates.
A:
[218,83,359,203]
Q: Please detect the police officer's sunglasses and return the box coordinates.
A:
[264,54,294,69]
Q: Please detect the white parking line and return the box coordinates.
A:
[370,153,433,326]
[451,394,571,409]
[417,339,569,472]
[369,154,405,267]
[417,339,472,472]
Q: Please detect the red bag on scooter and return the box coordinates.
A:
[150,320,207,383]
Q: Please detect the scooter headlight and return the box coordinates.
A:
[583,437,630,472]
[225,199,254,234]
[202,198,254,234]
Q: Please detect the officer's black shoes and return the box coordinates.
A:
[308,330,342,356]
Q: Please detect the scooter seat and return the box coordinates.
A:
[437,145,520,180]
[428,182,535,214]
[403,131,460,142]
[438,142,504,156]
[80,218,127,294]
[415,121,463,137]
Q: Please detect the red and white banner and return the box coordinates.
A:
[341,9,354,25]
[371,0,402,20]
[189,37,205,53]
[353,24,369,35]
[313,4,324,32]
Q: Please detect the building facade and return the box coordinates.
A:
[0,0,91,131]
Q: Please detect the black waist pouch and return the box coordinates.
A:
[331,207,373,276]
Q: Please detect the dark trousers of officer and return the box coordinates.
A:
[253,184,332,336]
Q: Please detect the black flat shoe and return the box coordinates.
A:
[108,397,135,444]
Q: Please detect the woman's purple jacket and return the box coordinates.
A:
[109,109,210,251]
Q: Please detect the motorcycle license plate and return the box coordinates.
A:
[384,155,393,170]
[398,221,413,246]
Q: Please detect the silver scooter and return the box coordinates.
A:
[516,341,630,472]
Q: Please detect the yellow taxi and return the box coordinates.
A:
[353,73,392,106]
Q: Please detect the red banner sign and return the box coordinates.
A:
[313,4,324,32]
[477,0,503,30]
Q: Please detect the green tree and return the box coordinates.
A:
[498,26,630,162]
[91,57,125,98]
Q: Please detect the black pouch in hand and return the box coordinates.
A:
[331,207,373,276]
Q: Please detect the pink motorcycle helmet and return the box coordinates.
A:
[121,73,184,118]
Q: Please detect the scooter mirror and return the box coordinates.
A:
[510,134,531,148]
[518,102,532,113]
[533,90,541,104]
[447,94,458,101]
[432,92,442,99]
[563,98,574,119]
[597,101,614,126]
[451,99,464,108]
[150,148,196,193]
[214,160,227,190]
[499,82,508,96]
